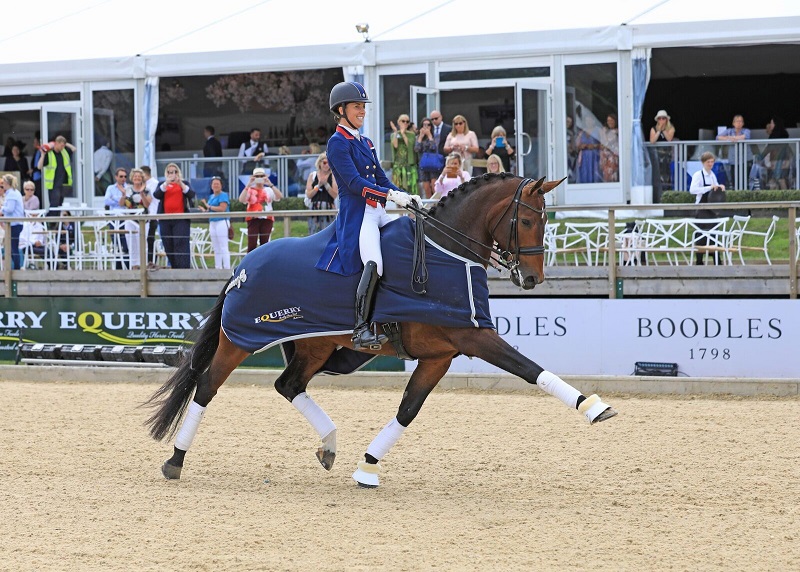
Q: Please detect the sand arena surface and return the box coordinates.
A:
[1,380,799,571]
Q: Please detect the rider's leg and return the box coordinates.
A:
[353,206,389,350]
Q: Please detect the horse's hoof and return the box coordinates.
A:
[316,447,336,471]
[352,460,381,488]
[162,460,182,480]
[592,406,618,424]
[578,394,618,424]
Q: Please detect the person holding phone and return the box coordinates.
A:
[486,126,515,173]
[433,153,470,199]
[238,166,282,252]
[153,163,195,269]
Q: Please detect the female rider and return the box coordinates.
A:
[315,81,419,350]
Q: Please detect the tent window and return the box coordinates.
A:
[0,92,80,104]
[439,67,549,82]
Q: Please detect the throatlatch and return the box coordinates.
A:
[353,260,388,350]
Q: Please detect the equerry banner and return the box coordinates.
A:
[443,299,795,378]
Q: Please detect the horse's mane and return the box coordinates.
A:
[426,172,518,219]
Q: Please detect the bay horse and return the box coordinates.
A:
[144,174,617,488]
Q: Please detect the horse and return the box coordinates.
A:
[143,173,617,488]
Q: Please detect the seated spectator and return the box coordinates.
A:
[486,154,506,174]
[752,116,793,190]
[486,126,514,174]
[716,115,751,142]
[433,153,470,199]
[22,181,40,210]
[19,213,48,265]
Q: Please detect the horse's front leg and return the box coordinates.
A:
[274,338,339,471]
[450,328,617,424]
[353,357,452,488]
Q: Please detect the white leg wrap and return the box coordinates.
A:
[174,401,206,451]
[291,393,336,441]
[536,370,581,409]
[366,417,406,461]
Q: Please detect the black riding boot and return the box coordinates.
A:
[352,261,388,351]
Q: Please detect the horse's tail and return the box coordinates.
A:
[142,282,228,441]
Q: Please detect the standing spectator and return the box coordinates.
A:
[429,110,450,161]
[566,115,578,183]
[141,166,160,268]
[238,128,268,174]
[433,153,470,199]
[763,116,792,189]
[198,176,231,269]
[4,142,29,183]
[0,174,24,269]
[444,115,479,175]
[304,153,338,235]
[648,110,676,201]
[22,181,39,210]
[415,117,439,199]
[389,114,418,192]
[93,137,114,197]
[649,110,676,143]
[600,114,620,182]
[30,133,43,205]
[485,126,515,174]
[486,154,505,174]
[123,168,152,270]
[238,166,282,252]
[37,135,76,211]
[576,115,602,184]
[203,125,223,177]
[153,163,195,269]
[104,168,131,268]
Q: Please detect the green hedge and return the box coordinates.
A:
[661,189,800,203]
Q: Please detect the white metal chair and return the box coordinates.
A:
[730,215,779,265]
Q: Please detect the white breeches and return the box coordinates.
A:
[123,219,141,267]
[359,204,396,276]
[208,220,231,269]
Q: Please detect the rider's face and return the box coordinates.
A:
[343,102,366,129]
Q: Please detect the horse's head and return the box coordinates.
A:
[493,176,563,290]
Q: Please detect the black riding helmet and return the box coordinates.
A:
[329,81,370,130]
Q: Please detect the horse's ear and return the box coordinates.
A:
[525,176,546,195]
[539,177,567,195]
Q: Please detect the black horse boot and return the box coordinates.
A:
[352,261,388,351]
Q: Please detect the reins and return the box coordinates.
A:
[406,177,547,285]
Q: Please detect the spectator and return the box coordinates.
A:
[37,135,77,211]
[141,165,160,268]
[565,115,578,183]
[429,110,450,161]
[576,115,602,184]
[4,142,29,182]
[104,167,131,268]
[203,125,223,177]
[762,116,792,189]
[444,115,479,174]
[22,181,40,210]
[198,176,231,269]
[690,151,726,265]
[54,209,77,269]
[600,114,619,182]
[717,115,751,142]
[19,212,47,266]
[649,109,675,143]
[486,126,515,174]
[153,163,195,269]
[389,114,418,192]
[415,117,440,199]
[296,142,322,182]
[238,128,268,174]
[93,137,114,197]
[433,153,470,199]
[304,153,338,235]
[486,154,505,174]
[0,174,24,269]
[123,168,152,270]
[238,166,282,252]
[30,133,43,204]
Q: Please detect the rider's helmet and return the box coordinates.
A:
[329,81,371,116]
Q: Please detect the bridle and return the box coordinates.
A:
[407,177,546,291]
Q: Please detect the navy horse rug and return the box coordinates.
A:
[221,217,493,372]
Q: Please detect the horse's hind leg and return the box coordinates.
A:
[163,331,249,479]
[274,338,338,471]
[353,357,452,488]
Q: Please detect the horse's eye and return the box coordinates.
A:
[521,219,532,228]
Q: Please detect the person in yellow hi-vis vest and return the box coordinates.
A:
[36,135,77,212]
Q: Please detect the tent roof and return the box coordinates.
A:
[2,0,800,83]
